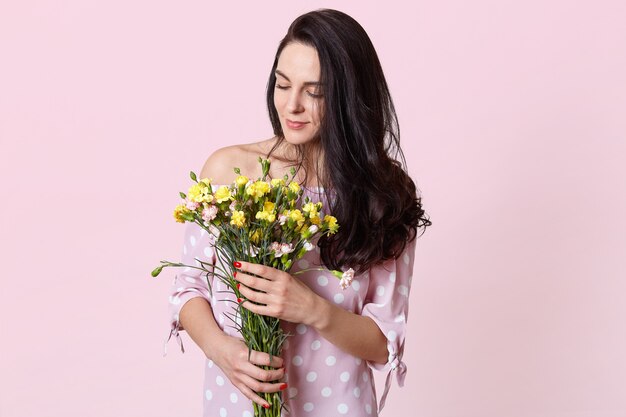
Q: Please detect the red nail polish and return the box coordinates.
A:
[280,383,288,390]
[237,297,243,303]
[233,261,242,268]
[233,271,237,278]
[237,283,240,290]
[263,404,270,409]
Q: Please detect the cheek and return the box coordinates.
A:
[273,92,284,112]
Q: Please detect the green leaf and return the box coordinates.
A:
[190,171,198,182]
[151,266,164,277]
[179,192,186,199]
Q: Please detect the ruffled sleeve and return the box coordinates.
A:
[360,237,417,413]
[163,221,216,357]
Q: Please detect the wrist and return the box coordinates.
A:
[201,330,229,361]
[308,294,333,332]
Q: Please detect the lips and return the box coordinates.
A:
[286,119,308,129]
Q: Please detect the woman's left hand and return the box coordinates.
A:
[233,260,323,326]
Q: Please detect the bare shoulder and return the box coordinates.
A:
[199,138,276,185]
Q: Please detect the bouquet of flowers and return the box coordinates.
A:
[152,157,353,417]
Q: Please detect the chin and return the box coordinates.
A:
[282,131,316,146]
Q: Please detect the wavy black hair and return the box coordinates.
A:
[264,8,431,274]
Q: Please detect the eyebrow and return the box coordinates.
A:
[275,69,322,86]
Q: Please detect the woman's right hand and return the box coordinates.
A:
[208,334,287,409]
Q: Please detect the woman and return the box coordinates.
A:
[164,8,431,417]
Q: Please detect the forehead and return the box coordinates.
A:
[276,42,320,79]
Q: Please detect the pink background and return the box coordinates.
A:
[1,1,625,416]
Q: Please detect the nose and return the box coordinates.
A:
[286,90,304,114]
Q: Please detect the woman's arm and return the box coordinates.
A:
[311,296,389,365]
[178,297,227,359]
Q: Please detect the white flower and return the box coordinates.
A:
[247,244,259,257]
[229,201,237,211]
[308,225,319,234]
[339,268,355,290]
[279,214,288,225]
[303,240,315,251]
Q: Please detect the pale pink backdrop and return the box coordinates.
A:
[1,1,625,416]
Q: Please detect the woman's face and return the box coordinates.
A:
[273,42,324,146]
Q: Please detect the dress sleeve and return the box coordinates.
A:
[360,237,417,413]
[163,221,216,357]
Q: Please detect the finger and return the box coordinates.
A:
[235,379,273,409]
[240,373,288,395]
[238,298,272,316]
[242,361,286,383]
[247,349,285,368]
[234,260,276,282]
[238,282,271,305]
[235,271,272,293]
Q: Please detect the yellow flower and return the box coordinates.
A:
[311,213,322,225]
[288,181,300,194]
[302,202,317,213]
[235,175,249,186]
[255,211,276,222]
[263,201,275,212]
[173,204,189,223]
[255,201,276,222]
[246,181,270,200]
[230,210,246,227]
[214,186,232,203]
[187,182,213,203]
[256,180,271,194]
[250,228,262,244]
[289,209,305,226]
[271,178,285,187]
[324,214,339,234]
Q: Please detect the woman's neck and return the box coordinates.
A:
[268,137,325,187]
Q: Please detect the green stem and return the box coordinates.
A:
[291,267,329,275]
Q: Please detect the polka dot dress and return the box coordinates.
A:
[164,187,417,416]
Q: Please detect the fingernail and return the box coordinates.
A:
[237,283,240,290]
[263,404,270,409]
[233,261,242,268]
[280,383,288,390]
[237,297,243,303]
[234,271,237,278]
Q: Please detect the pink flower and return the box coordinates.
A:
[201,205,218,222]
[280,243,295,255]
[340,268,355,290]
[184,197,200,210]
[271,241,294,257]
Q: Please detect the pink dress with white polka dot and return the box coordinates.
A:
[164,186,416,417]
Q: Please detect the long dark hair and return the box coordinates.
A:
[265,8,431,274]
